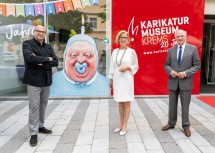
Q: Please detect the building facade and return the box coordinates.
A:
[201,0,215,93]
[0,0,214,96]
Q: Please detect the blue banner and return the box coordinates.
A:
[46,3,56,15]
[25,5,35,16]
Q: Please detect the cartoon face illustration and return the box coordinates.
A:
[65,41,97,82]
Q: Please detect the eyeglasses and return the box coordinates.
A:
[120,37,128,39]
[176,35,185,38]
[34,30,46,34]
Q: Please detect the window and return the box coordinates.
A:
[89,18,97,29]
[0,0,110,97]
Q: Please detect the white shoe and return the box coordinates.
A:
[114,128,122,133]
[119,130,127,136]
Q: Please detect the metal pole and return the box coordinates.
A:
[44,0,48,43]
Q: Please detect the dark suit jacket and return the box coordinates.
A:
[22,38,58,87]
[164,43,201,90]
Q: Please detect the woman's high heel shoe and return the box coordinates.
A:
[114,128,122,133]
[119,129,127,136]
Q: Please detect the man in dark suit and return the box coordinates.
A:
[162,29,201,137]
[22,25,58,146]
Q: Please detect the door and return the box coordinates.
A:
[207,24,215,84]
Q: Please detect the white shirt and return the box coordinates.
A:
[177,43,186,61]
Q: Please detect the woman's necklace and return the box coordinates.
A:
[116,47,127,66]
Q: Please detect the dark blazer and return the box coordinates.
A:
[22,38,58,87]
[164,43,201,90]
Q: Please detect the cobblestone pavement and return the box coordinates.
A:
[0,97,215,153]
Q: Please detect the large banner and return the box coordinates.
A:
[112,0,205,95]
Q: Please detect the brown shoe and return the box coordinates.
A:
[184,128,191,137]
[162,124,174,131]
[39,127,52,134]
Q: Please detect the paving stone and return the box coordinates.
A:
[72,145,91,153]
[155,130,176,143]
[0,101,26,123]
[176,139,201,153]
[204,134,215,147]
[161,142,183,153]
[53,143,74,153]
[0,100,59,153]
[0,98,214,153]
[94,125,109,139]
[127,143,146,153]
[59,129,79,144]
[109,134,127,149]
[66,121,83,130]
[109,148,128,153]
[36,136,61,152]
[0,138,26,153]
[137,99,183,153]
[147,149,165,153]
[126,130,142,143]
[141,134,162,150]
[198,145,215,153]
[92,138,109,153]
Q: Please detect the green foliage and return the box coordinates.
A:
[48,10,93,34]
[97,4,106,23]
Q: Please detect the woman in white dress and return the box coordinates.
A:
[109,30,139,136]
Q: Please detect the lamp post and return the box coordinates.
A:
[43,0,48,43]
[81,14,85,34]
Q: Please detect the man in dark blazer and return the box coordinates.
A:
[162,29,201,137]
[22,25,58,146]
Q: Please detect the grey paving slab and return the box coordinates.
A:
[146,98,215,152]
[191,123,214,135]
[191,97,215,115]
[203,134,215,146]
[0,101,27,123]
[164,97,215,148]
[109,149,128,153]
[161,142,183,153]
[58,129,79,144]
[0,138,25,153]
[0,97,214,153]
[53,143,74,153]
[0,100,61,153]
[136,99,183,153]
[66,121,83,130]
[109,99,128,152]
[54,100,89,153]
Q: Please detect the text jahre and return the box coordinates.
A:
[6,24,34,39]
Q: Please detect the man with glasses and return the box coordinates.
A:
[162,29,201,137]
[22,25,58,146]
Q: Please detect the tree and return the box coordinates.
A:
[48,10,93,34]
[97,4,106,23]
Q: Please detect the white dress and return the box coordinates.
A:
[109,47,139,102]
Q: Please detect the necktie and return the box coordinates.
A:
[178,46,182,65]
